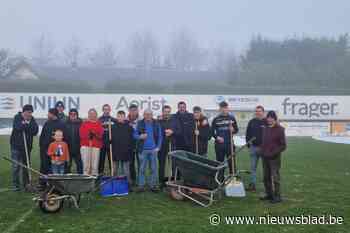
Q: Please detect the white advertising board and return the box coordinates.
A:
[0,93,349,121]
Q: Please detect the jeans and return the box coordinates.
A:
[51,163,65,175]
[215,144,234,174]
[249,146,261,185]
[11,148,30,189]
[138,149,158,188]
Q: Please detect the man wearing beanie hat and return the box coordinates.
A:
[39,108,67,187]
[65,108,83,173]
[10,104,39,191]
[260,110,286,204]
[55,101,68,122]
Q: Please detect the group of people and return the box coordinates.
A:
[9,99,286,203]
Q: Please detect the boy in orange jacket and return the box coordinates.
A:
[48,129,70,175]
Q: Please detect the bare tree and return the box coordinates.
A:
[89,41,118,67]
[127,31,160,69]
[208,45,238,72]
[63,37,83,68]
[31,33,55,66]
[0,49,12,78]
[167,29,201,71]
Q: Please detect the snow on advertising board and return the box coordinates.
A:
[0,93,350,121]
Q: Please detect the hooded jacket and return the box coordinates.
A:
[111,121,134,161]
[192,116,211,155]
[10,112,39,152]
[39,118,66,150]
[261,123,286,159]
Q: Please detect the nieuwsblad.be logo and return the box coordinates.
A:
[0,96,15,110]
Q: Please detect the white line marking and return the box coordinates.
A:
[3,208,34,233]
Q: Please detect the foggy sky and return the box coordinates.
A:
[1,0,349,55]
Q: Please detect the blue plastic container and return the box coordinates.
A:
[100,176,129,197]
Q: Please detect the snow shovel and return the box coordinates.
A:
[224,125,254,197]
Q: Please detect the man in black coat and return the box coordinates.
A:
[111,111,134,186]
[98,104,117,175]
[172,101,195,152]
[10,104,39,191]
[65,108,83,174]
[157,105,175,188]
[55,101,68,122]
[39,108,66,181]
[192,106,211,156]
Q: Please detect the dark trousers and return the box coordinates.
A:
[67,152,83,174]
[262,155,281,198]
[158,143,170,187]
[39,147,51,186]
[11,148,30,188]
[99,146,111,175]
[129,149,139,185]
[215,144,234,174]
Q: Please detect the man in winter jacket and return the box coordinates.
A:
[157,105,175,188]
[98,104,117,175]
[133,109,162,192]
[55,101,68,122]
[172,101,195,152]
[260,111,286,204]
[65,108,83,174]
[39,108,67,186]
[111,111,134,185]
[10,104,39,191]
[192,106,211,156]
[211,101,239,174]
[245,105,266,192]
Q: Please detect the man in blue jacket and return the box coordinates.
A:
[134,109,162,193]
[10,104,39,191]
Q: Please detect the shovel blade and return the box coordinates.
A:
[225,181,246,197]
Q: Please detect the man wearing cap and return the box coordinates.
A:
[65,108,83,174]
[192,106,211,156]
[10,104,39,191]
[55,101,68,122]
[211,101,239,175]
[260,111,286,204]
[39,108,67,186]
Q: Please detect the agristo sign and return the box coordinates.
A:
[0,93,349,121]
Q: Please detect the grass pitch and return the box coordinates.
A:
[0,136,349,233]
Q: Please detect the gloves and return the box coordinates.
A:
[89,131,96,140]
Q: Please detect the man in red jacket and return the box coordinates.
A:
[260,111,286,204]
[80,108,104,176]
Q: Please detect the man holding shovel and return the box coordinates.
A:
[211,101,238,175]
[10,104,39,191]
[192,106,211,156]
[158,105,175,189]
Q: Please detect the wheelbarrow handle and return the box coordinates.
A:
[1,156,47,178]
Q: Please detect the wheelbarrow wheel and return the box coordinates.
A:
[39,191,64,213]
[169,187,185,201]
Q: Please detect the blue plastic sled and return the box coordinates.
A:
[100,176,129,197]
